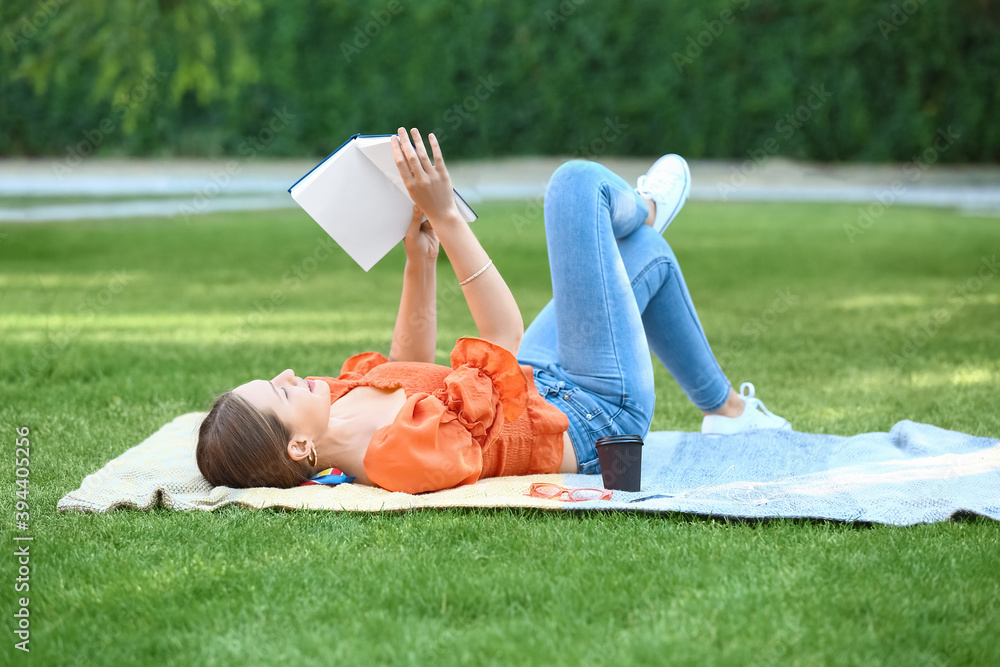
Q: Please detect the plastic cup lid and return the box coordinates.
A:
[595,434,644,447]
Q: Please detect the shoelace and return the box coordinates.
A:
[635,169,681,195]
[636,171,681,197]
[739,382,786,423]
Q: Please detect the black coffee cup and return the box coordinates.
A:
[595,434,644,491]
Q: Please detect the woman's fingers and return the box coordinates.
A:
[391,134,414,181]
[392,127,457,221]
[410,128,434,171]
[396,127,423,176]
[428,133,446,172]
[394,127,446,177]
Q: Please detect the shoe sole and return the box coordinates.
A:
[650,154,691,234]
[701,423,793,436]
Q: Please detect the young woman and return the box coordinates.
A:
[196,127,790,493]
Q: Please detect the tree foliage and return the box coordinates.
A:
[2,0,997,161]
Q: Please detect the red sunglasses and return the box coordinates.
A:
[526,482,613,502]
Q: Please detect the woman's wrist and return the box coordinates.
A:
[426,208,464,230]
[404,256,437,273]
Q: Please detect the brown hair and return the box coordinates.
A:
[196,391,312,488]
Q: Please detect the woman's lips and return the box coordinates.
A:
[307,379,314,393]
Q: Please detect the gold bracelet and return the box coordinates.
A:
[459,258,493,285]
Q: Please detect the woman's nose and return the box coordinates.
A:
[273,368,296,384]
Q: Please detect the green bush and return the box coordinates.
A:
[2,0,998,161]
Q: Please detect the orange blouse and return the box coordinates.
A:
[306,337,569,494]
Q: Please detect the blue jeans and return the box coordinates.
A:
[516,161,731,474]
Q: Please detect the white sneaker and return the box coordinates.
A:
[701,383,792,435]
[636,154,691,234]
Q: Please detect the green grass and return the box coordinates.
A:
[1,200,998,665]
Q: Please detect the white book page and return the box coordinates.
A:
[356,136,409,197]
[357,136,477,222]
[291,146,347,193]
[290,141,412,272]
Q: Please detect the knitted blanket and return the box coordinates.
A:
[57,412,1000,525]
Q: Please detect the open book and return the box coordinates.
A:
[288,133,477,271]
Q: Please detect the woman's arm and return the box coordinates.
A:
[391,127,523,355]
[388,206,438,363]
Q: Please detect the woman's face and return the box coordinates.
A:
[233,369,332,444]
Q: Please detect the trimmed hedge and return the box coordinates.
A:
[2,0,998,161]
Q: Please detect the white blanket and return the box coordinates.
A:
[58,412,1000,525]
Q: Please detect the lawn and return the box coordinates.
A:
[1,199,998,666]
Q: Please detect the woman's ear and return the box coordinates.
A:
[286,437,313,462]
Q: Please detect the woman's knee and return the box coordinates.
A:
[546,160,604,196]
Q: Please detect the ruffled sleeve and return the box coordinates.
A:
[362,337,530,493]
[339,351,389,378]
[364,393,483,494]
[306,351,390,404]
[448,337,527,424]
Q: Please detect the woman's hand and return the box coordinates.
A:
[392,127,523,355]
[403,205,439,265]
[391,127,460,223]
